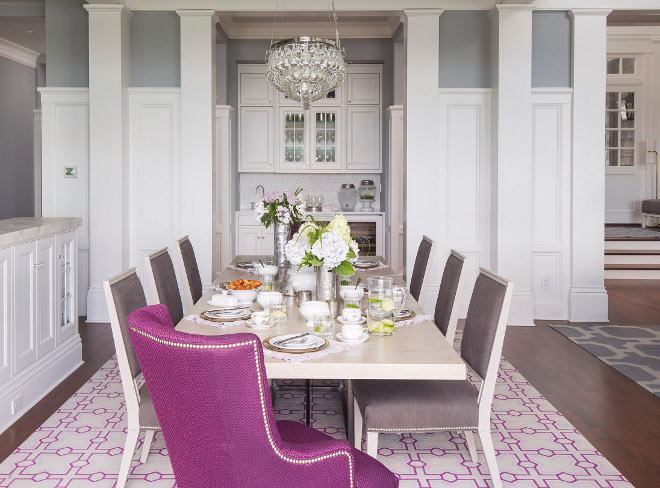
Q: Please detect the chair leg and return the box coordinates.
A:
[353,397,362,449]
[464,430,478,463]
[478,428,502,488]
[140,430,155,464]
[366,431,379,459]
[118,428,140,488]
[642,214,646,229]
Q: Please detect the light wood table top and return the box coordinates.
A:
[175,256,466,381]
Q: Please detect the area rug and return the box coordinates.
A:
[0,355,632,487]
[551,324,660,397]
[604,225,660,239]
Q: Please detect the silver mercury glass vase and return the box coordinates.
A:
[316,265,337,301]
[273,221,290,268]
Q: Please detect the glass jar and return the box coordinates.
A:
[338,184,358,212]
[358,180,377,212]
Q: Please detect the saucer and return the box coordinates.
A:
[336,332,369,344]
[247,320,275,330]
[337,316,367,326]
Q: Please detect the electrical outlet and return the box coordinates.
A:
[541,276,551,290]
[11,395,23,415]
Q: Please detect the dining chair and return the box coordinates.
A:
[102,269,162,488]
[352,268,513,488]
[127,304,399,488]
[433,250,468,345]
[144,248,184,324]
[408,235,436,308]
[175,235,203,312]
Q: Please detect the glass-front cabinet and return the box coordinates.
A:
[279,109,309,171]
[56,231,76,344]
[311,108,341,171]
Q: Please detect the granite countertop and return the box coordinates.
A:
[0,217,82,248]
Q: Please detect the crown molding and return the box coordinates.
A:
[570,9,613,17]
[0,36,39,68]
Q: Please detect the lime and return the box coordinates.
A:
[369,297,381,304]
[261,285,272,291]
[367,321,383,333]
[382,320,395,334]
[380,298,394,312]
[315,326,322,333]
[270,311,287,320]
[345,304,358,309]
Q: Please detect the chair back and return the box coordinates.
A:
[409,235,436,307]
[127,304,352,487]
[103,268,148,428]
[459,268,513,428]
[145,248,184,324]
[175,235,203,311]
[433,250,468,344]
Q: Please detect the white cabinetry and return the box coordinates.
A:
[0,218,82,434]
[238,64,382,173]
[236,218,273,256]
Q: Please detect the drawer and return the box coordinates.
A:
[237,214,261,226]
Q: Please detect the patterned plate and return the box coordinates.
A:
[263,335,328,354]
[394,309,415,322]
[200,310,251,323]
[354,260,379,269]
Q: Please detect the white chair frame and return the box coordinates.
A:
[144,247,171,306]
[641,212,660,228]
[103,269,159,488]
[354,267,514,488]
[442,250,469,345]
[174,235,195,313]
[411,235,436,309]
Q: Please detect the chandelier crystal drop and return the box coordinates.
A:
[266,37,346,110]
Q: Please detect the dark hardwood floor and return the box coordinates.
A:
[1,281,660,486]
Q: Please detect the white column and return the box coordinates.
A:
[177,10,217,288]
[84,4,131,322]
[388,105,405,282]
[404,9,443,286]
[569,10,611,322]
[214,105,233,278]
[491,5,535,326]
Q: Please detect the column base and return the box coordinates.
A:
[569,286,609,322]
[86,285,110,323]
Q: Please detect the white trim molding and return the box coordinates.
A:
[0,36,39,68]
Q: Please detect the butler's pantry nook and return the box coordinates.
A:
[1,1,660,488]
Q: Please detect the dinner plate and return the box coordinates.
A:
[263,334,329,354]
[270,334,324,350]
[200,310,251,323]
[204,309,251,319]
[236,261,256,269]
[395,309,413,319]
[206,302,251,309]
[354,260,379,269]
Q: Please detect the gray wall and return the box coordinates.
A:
[45,0,88,87]
[130,12,180,87]
[438,11,491,89]
[532,11,572,88]
[0,57,35,219]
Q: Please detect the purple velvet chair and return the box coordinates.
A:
[127,304,398,488]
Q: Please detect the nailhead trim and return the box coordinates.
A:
[130,327,355,487]
[367,426,478,432]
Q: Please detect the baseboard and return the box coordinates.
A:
[533,302,568,320]
[85,285,109,323]
[507,291,535,326]
[569,286,609,322]
[0,335,83,434]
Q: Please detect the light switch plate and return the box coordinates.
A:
[64,166,78,178]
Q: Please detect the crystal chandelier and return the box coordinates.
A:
[265,6,346,110]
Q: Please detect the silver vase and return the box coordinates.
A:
[316,265,337,301]
[273,221,290,268]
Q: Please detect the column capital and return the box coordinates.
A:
[495,4,536,12]
[403,9,444,18]
[570,9,612,18]
[176,9,219,23]
[83,3,130,13]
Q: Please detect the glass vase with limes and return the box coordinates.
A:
[366,276,406,336]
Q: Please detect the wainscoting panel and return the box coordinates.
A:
[531,90,572,319]
[39,88,90,315]
[128,89,181,293]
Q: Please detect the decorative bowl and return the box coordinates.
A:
[299,301,330,327]
[253,263,279,276]
[339,286,365,301]
[257,291,283,311]
[229,288,258,304]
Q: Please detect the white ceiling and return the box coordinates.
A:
[0,16,45,54]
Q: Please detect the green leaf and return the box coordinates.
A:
[310,256,323,267]
[348,248,356,259]
[334,261,355,276]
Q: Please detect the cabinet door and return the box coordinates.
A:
[240,107,274,172]
[261,228,274,256]
[13,241,36,373]
[347,73,380,105]
[278,108,309,171]
[0,248,10,385]
[239,72,274,105]
[57,232,77,344]
[36,236,56,357]
[310,108,342,171]
[237,226,261,256]
[346,105,381,171]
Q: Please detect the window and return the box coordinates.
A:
[607,57,635,75]
[605,91,635,167]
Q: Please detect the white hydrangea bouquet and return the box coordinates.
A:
[254,188,305,227]
[285,214,359,275]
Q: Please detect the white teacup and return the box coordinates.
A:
[342,323,367,340]
[211,294,238,307]
[251,311,272,327]
[341,307,362,323]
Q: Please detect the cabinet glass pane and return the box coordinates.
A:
[620,149,634,166]
[622,58,635,74]
[607,58,620,74]
[314,112,337,164]
[606,149,618,167]
[606,92,618,109]
[283,112,305,163]
[605,130,618,148]
[620,130,635,148]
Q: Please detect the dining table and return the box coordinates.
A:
[175,255,467,438]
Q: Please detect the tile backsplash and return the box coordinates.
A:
[239,173,382,211]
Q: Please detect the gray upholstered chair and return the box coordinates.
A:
[144,248,184,324]
[434,250,468,345]
[353,268,514,488]
[175,235,203,312]
[103,269,161,488]
[408,235,436,308]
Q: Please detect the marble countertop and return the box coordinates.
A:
[236,209,385,216]
[0,217,82,248]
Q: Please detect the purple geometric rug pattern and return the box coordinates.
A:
[0,355,632,488]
